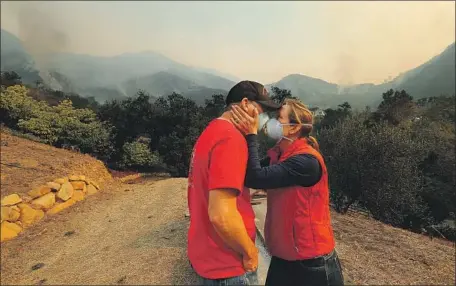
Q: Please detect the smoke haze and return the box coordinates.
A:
[1,1,454,84]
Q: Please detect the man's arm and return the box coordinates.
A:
[208,189,257,264]
[207,135,258,271]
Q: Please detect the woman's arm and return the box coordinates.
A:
[259,156,271,167]
[244,134,322,190]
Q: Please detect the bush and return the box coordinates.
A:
[120,139,163,169]
[319,112,432,230]
[1,85,49,127]
[1,85,114,159]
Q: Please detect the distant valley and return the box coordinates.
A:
[1,29,454,109]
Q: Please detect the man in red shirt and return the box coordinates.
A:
[187,80,280,285]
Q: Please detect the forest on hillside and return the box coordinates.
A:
[1,70,455,241]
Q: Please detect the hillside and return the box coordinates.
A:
[0,129,112,198]
[394,42,455,99]
[0,29,234,104]
[123,71,201,97]
[123,71,227,105]
[0,131,454,284]
[267,42,455,109]
[0,30,41,84]
[2,28,454,108]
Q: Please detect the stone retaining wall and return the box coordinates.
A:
[1,175,100,242]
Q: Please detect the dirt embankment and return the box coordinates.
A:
[0,131,112,198]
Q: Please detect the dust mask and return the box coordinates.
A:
[264,119,312,143]
[258,113,270,132]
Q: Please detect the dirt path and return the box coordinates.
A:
[3,175,454,285]
[1,178,199,285]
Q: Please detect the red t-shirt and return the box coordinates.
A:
[187,118,256,279]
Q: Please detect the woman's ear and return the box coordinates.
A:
[289,125,302,136]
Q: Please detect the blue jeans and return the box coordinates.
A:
[265,250,344,286]
[199,271,258,286]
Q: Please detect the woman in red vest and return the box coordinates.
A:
[230,99,344,286]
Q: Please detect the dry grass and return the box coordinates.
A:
[0,178,199,285]
[0,131,112,198]
[331,210,455,285]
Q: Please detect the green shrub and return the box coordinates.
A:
[1,85,114,159]
[120,139,162,169]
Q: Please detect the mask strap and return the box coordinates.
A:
[282,123,313,127]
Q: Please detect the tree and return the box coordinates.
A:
[319,111,432,230]
[152,93,205,176]
[413,96,456,224]
[317,102,352,130]
[120,139,163,170]
[203,94,225,121]
[0,71,22,87]
[97,90,155,162]
[270,86,297,105]
[373,89,417,125]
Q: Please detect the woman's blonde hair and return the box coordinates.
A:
[283,98,320,152]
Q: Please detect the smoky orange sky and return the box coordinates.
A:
[1,1,455,84]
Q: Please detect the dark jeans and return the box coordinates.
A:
[265,250,344,286]
[199,271,258,286]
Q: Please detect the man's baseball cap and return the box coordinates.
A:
[225,80,281,111]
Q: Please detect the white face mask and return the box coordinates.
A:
[264,118,312,143]
[258,113,270,132]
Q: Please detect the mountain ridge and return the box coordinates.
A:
[1,29,454,108]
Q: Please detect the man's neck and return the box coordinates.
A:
[219,111,232,121]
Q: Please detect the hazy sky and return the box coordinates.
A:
[1,1,455,84]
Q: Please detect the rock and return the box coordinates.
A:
[57,182,74,201]
[87,184,98,195]
[21,195,33,203]
[72,190,85,202]
[31,193,56,210]
[70,181,85,190]
[47,199,76,215]
[68,175,79,181]
[117,275,127,284]
[1,194,22,206]
[18,203,44,227]
[28,186,52,199]
[69,175,85,181]
[46,182,61,192]
[81,183,87,194]
[1,221,22,242]
[31,263,45,271]
[89,180,100,190]
[1,206,21,222]
[64,230,75,236]
[54,177,68,184]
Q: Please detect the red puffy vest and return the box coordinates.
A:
[264,138,335,260]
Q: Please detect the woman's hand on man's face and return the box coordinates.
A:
[230,105,259,135]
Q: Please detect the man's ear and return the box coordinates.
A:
[240,98,249,111]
